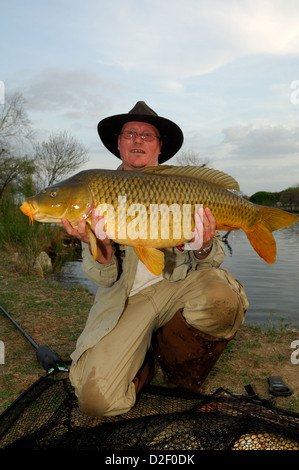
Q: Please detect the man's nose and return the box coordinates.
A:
[133,133,143,143]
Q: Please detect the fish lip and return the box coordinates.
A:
[20,200,39,224]
[26,208,40,222]
[20,201,38,217]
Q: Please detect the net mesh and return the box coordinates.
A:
[0,372,298,450]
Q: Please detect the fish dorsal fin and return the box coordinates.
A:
[140,165,240,191]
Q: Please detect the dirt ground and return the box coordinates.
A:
[0,251,298,415]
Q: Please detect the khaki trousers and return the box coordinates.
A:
[70,267,248,417]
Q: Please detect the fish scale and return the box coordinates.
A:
[84,170,258,238]
[20,165,299,275]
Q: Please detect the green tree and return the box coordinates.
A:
[250,191,277,206]
[280,186,299,208]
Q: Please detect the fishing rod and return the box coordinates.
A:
[0,304,69,374]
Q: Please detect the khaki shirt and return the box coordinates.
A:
[71,234,225,364]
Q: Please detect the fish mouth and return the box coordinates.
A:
[20,200,39,224]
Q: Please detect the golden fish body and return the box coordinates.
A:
[20,165,299,275]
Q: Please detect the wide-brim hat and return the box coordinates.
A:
[97,101,184,163]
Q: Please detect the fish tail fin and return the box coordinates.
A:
[246,207,298,264]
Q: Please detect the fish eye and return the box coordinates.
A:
[50,191,57,197]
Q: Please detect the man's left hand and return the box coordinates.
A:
[185,207,216,252]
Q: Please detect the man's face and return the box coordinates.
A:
[117,121,162,170]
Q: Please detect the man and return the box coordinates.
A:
[63,101,249,417]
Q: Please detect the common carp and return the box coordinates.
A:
[20,165,299,275]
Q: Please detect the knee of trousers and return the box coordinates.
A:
[183,279,247,338]
[77,384,111,417]
[78,383,136,418]
[70,364,136,418]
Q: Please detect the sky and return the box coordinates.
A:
[1,0,299,196]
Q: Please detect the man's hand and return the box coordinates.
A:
[62,218,91,244]
[185,207,216,255]
[200,207,216,249]
[62,209,113,263]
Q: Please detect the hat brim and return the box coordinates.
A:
[97,113,184,163]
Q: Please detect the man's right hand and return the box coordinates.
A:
[62,209,113,264]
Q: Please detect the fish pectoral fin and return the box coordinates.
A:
[86,222,98,260]
[245,224,277,264]
[134,247,165,276]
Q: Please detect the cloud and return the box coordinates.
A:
[222,124,299,159]
[92,0,299,81]
[166,81,184,93]
[4,67,126,154]
[204,124,299,195]
[177,121,299,195]
[21,68,120,118]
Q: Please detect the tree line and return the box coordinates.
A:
[0,92,89,201]
[249,188,299,209]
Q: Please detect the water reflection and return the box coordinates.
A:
[52,220,299,329]
[52,260,98,295]
[221,220,299,329]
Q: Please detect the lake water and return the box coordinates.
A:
[221,221,299,329]
[53,219,299,329]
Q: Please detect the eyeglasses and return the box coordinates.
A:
[119,130,161,142]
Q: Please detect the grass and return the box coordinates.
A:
[0,197,79,277]
[0,250,93,412]
[199,323,299,413]
[0,249,299,416]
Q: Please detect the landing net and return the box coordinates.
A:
[0,372,298,450]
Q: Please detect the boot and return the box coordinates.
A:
[133,349,155,395]
[151,309,233,393]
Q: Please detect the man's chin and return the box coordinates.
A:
[124,160,148,170]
